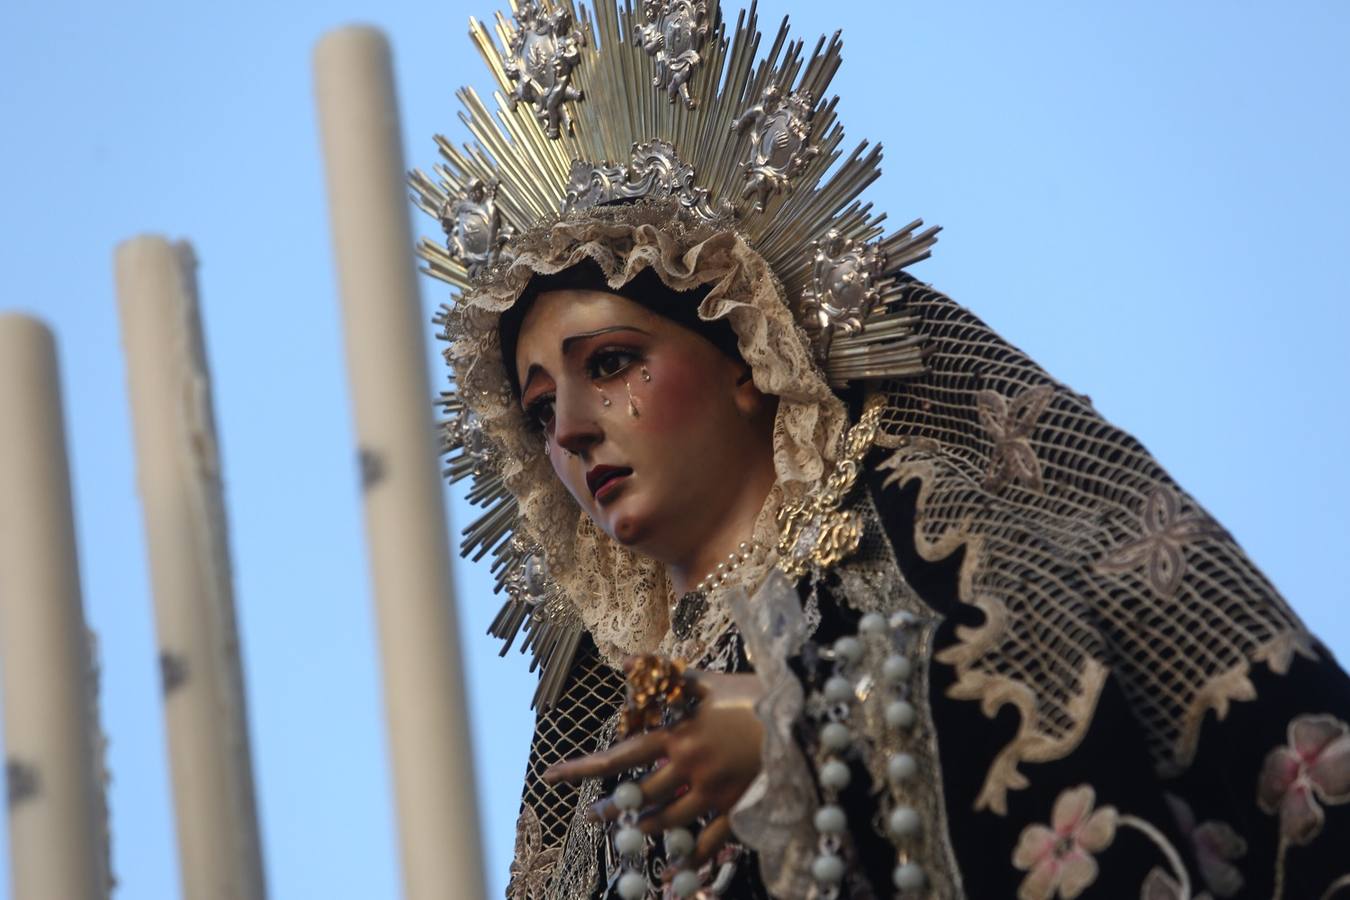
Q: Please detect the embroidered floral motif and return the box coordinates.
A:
[1094,484,1222,598]
[1257,714,1350,846]
[1164,794,1247,897]
[1140,866,1214,900]
[977,384,1053,493]
[1012,785,1119,900]
[507,803,561,899]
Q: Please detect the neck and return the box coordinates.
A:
[667,456,777,597]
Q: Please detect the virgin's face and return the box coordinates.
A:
[514,289,774,565]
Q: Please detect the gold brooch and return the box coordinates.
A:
[776,395,885,578]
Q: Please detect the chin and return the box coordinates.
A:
[600,493,660,549]
[606,510,650,547]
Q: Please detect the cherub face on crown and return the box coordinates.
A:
[502,1,586,139]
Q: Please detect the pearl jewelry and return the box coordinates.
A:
[893,862,926,891]
[885,699,917,730]
[813,804,847,834]
[670,869,701,898]
[690,541,754,595]
[858,611,887,635]
[820,758,851,790]
[664,828,694,860]
[617,870,648,899]
[613,781,643,812]
[811,854,845,885]
[889,610,918,629]
[888,752,918,782]
[821,722,852,752]
[888,805,921,838]
[823,675,854,703]
[614,825,645,856]
[832,636,863,664]
[883,653,913,684]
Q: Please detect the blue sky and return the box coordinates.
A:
[1,1,1346,897]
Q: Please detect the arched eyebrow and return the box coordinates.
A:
[520,325,653,400]
[560,325,651,355]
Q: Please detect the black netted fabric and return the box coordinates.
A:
[871,282,1310,809]
[506,636,624,899]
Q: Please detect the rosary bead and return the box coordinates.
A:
[893,862,927,891]
[671,869,701,898]
[888,752,918,782]
[613,781,644,812]
[617,870,649,900]
[888,805,921,838]
[821,722,852,752]
[885,699,917,730]
[823,675,853,704]
[813,804,848,834]
[820,758,851,790]
[811,853,846,885]
[889,610,918,630]
[883,653,913,684]
[832,636,863,664]
[664,828,694,860]
[858,611,887,636]
[614,825,645,857]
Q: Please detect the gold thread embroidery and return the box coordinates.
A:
[776,395,884,577]
[977,384,1053,494]
[1095,484,1223,598]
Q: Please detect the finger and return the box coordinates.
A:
[542,730,665,785]
[588,761,686,823]
[638,759,687,808]
[683,668,707,701]
[639,789,709,834]
[688,814,734,869]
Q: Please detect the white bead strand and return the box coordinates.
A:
[871,610,928,896]
[610,780,650,899]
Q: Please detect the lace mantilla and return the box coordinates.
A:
[874,283,1314,813]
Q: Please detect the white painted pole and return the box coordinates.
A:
[114,237,266,900]
[313,26,486,900]
[0,315,109,900]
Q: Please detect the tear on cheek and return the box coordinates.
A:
[636,368,704,431]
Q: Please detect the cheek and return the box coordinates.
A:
[633,354,719,434]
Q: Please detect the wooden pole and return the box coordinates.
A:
[0,314,109,899]
[313,26,486,900]
[114,237,267,900]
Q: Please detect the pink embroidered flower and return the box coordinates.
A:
[1257,714,1350,845]
[1164,793,1246,897]
[1012,785,1119,900]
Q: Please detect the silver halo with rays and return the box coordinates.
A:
[411,0,939,708]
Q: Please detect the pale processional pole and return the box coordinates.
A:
[313,26,487,900]
[114,237,267,900]
[0,315,109,900]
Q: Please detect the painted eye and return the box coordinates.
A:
[589,348,640,380]
[525,395,555,428]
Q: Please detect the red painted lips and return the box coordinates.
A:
[586,464,632,502]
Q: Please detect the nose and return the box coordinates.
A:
[553,383,603,457]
